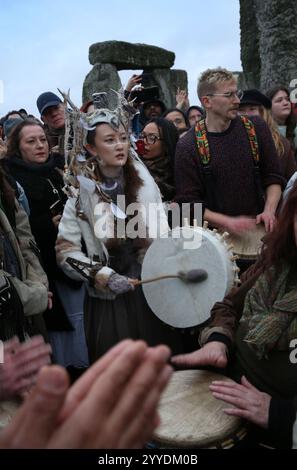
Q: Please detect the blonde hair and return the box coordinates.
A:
[197,68,236,100]
[259,106,284,157]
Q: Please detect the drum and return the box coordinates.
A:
[152,370,247,449]
[141,226,239,328]
[227,223,266,261]
[0,399,20,430]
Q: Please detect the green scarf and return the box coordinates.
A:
[240,263,297,358]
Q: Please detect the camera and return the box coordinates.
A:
[130,86,159,104]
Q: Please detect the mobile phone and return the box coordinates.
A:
[130,86,159,104]
[140,73,153,81]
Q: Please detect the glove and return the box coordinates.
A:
[107,273,134,295]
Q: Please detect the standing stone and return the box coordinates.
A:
[82,63,121,105]
[89,41,175,70]
[83,41,188,111]
[170,70,188,104]
[255,0,297,91]
[240,0,297,91]
[239,0,261,89]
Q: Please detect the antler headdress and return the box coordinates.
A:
[58,88,136,192]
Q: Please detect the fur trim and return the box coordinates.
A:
[80,157,168,255]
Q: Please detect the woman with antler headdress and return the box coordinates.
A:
[56,90,185,362]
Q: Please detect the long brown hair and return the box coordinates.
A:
[266,86,296,145]
[6,120,48,158]
[261,181,297,269]
[260,106,284,157]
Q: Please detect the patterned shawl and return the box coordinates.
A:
[240,263,297,358]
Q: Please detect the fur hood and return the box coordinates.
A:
[77,158,169,243]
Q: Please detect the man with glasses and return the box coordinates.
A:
[175,67,284,239]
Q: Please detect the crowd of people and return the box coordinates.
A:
[0,67,297,449]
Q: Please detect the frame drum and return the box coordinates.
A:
[153,370,247,449]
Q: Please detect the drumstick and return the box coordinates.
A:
[134,269,208,286]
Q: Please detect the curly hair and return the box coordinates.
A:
[197,68,236,100]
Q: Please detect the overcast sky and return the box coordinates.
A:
[1,0,241,117]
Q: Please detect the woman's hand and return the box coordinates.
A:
[176,88,189,111]
[256,210,276,232]
[0,336,52,401]
[209,375,271,428]
[125,74,143,92]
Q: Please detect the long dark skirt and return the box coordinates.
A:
[84,287,185,363]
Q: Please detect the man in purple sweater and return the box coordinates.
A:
[175,68,284,235]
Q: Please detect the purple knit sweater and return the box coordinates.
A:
[175,116,285,216]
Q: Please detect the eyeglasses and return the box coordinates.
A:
[138,133,162,144]
[206,90,243,100]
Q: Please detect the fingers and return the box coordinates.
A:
[0,337,52,399]
[171,350,203,367]
[256,214,261,225]
[269,216,275,232]
[59,339,133,421]
[3,336,20,354]
[116,362,173,449]
[1,366,69,448]
[241,375,258,391]
[50,342,169,449]
[104,346,171,443]
[223,407,252,420]
[52,341,149,447]
[13,339,52,372]
[171,343,228,369]
[16,352,52,380]
[211,390,248,409]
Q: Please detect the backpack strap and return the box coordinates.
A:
[194,119,218,211]
[240,115,264,211]
[195,119,210,165]
[240,115,260,166]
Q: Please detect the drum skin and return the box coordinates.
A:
[227,223,266,260]
[141,226,239,328]
[153,370,246,449]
